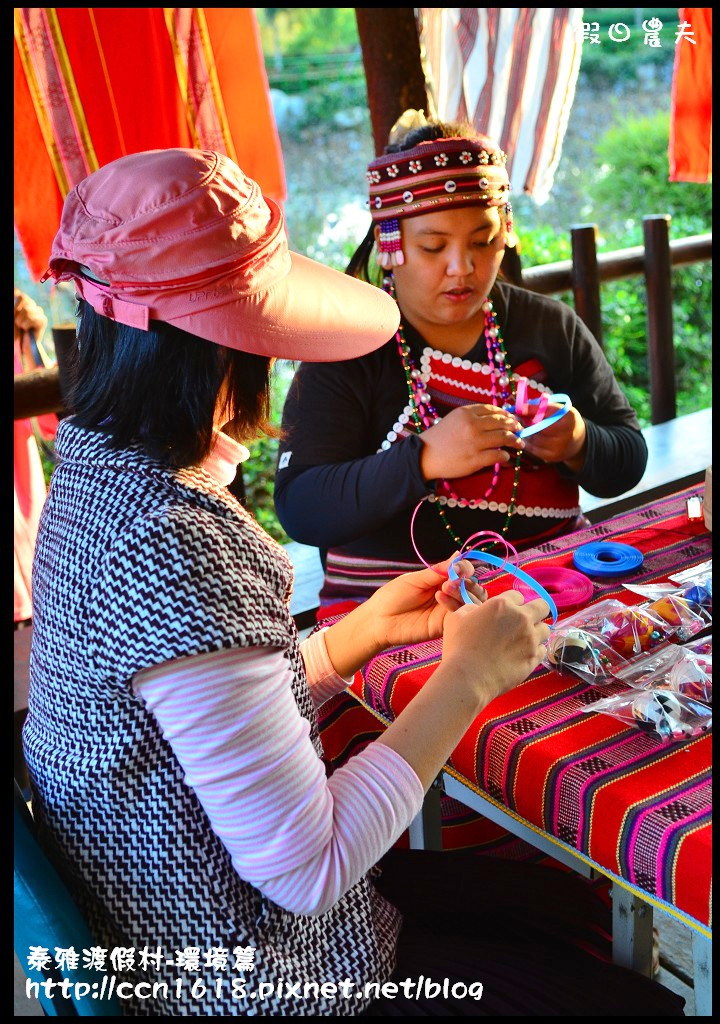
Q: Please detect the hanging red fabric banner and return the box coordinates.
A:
[14,7,286,281]
[669,8,712,183]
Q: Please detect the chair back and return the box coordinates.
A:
[14,782,122,1016]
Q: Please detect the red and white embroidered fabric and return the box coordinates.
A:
[379,349,582,521]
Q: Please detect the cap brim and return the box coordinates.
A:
[165,252,400,361]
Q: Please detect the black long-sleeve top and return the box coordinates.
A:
[274,282,648,565]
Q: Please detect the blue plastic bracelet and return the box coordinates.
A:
[449,550,559,623]
[572,541,644,577]
[504,393,572,439]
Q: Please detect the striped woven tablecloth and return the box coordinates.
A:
[344,484,712,933]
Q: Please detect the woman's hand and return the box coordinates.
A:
[365,553,487,649]
[376,590,551,789]
[520,403,587,472]
[419,404,524,482]
[440,590,551,705]
[14,288,48,343]
[322,555,486,678]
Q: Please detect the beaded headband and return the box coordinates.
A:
[367,137,513,268]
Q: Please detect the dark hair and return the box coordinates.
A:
[384,118,477,154]
[345,117,512,284]
[68,299,275,468]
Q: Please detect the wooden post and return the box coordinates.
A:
[355,8,429,156]
[14,367,64,420]
[611,886,655,977]
[643,215,676,424]
[570,224,603,347]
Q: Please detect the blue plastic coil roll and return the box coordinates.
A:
[572,541,644,577]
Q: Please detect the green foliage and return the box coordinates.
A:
[578,8,679,86]
[256,8,367,131]
[296,75,368,127]
[584,8,678,26]
[578,43,671,86]
[240,361,297,543]
[588,113,712,234]
[257,8,359,62]
[40,444,57,488]
[243,435,289,542]
[516,226,572,269]
[256,6,363,112]
[592,254,712,427]
[517,211,711,429]
[582,113,711,427]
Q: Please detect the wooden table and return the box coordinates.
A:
[340,484,712,1012]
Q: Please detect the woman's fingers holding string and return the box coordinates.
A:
[437,557,487,608]
[469,590,552,635]
[525,597,553,642]
[467,409,525,456]
[468,404,523,432]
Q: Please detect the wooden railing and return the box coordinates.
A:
[509,216,711,425]
[14,366,65,421]
[14,218,712,431]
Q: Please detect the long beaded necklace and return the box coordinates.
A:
[383,275,522,551]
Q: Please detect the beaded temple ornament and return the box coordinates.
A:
[367,135,514,268]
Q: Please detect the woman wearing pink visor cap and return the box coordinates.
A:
[24,149,681,1017]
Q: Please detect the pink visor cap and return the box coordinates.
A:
[44,148,400,361]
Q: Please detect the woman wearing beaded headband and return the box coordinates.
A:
[272,117,677,1016]
[275,113,647,608]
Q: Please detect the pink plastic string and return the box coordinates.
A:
[510,377,549,425]
[515,378,530,416]
[529,392,550,424]
[410,498,444,572]
[410,499,519,580]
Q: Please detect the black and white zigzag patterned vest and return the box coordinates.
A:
[23,421,400,1016]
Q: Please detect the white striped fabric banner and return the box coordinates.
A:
[418,8,584,204]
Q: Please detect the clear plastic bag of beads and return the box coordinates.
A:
[622,570,712,637]
[614,642,712,704]
[543,626,629,684]
[640,592,709,639]
[626,569,716,622]
[550,598,675,660]
[680,570,711,617]
[683,633,712,657]
[668,559,712,587]
[623,573,712,614]
[583,688,712,743]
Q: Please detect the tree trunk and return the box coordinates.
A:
[355,8,429,156]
